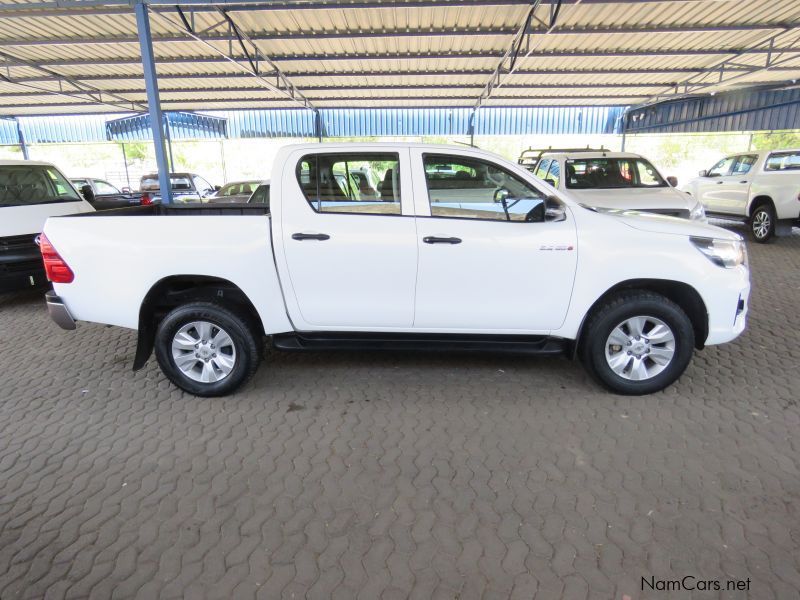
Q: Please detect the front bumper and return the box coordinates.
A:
[45,290,76,330]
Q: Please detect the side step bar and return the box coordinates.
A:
[272,332,569,356]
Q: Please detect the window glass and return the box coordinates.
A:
[764,151,800,171]
[71,178,88,189]
[423,154,547,222]
[534,158,551,179]
[708,157,735,177]
[565,158,666,189]
[193,176,213,192]
[140,175,193,191]
[546,160,561,188]
[297,153,401,215]
[249,184,270,205]
[1,166,81,207]
[731,155,757,175]
[94,180,120,194]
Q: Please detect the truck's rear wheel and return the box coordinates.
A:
[154,302,261,396]
[749,202,775,243]
[580,291,694,395]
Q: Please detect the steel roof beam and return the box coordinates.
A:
[4,47,800,71]
[3,23,796,47]
[0,0,712,18]
[10,65,799,84]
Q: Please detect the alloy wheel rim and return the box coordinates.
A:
[604,315,676,381]
[752,210,770,239]
[171,320,237,383]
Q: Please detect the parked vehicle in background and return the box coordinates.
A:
[247,181,270,205]
[520,148,705,221]
[43,143,749,398]
[139,172,219,204]
[1,160,94,291]
[683,149,800,242]
[70,176,151,210]
[207,180,262,204]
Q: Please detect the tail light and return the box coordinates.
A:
[39,233,74,283]
[141,192,152,206]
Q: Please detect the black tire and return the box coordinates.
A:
[154,301,262,397]
[749,202,776,243]
[580,291,695,395]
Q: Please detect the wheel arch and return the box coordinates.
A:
[134,274,264,370]
[572,278,708,358]
[747,194,774,217]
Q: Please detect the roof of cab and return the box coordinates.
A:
[542,151,644,160]
[0,159,57,167]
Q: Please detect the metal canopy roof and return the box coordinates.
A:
[0,0,799,116]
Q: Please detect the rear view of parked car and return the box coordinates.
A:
[139,172,218,204]
[207,180,261,204]
[1,160,93,291]
[70,176,151,210]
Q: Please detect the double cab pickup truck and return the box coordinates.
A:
[684,149,800,242]
[41,143,750,397]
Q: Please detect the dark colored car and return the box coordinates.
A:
[139,172,219,204]
[70,177,150,210]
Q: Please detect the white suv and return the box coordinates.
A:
[683,149,800,242]
[520,149,705,221]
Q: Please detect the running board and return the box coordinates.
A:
[272,332,569,356]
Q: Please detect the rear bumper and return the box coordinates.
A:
[45,290,76,330]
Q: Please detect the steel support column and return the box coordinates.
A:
[15,118,28,160]
[135,1,171,203]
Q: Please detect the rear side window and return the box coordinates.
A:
[764,151,800,171]
[297,153,401,215]
[0,165,81,207]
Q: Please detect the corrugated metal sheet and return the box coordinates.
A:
[623,86,800,133]
[106,111,228,141]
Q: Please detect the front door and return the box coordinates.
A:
[410,150,578,333]
[696,155,736,213]
[278,148,418,330]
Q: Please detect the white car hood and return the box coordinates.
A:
[1,200,94,237]
[565,186,691,211]
[594,208,741,241]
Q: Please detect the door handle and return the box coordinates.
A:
[423,236,462,244]
[292,232,330,241]
[739,180,749,184]
[716,181,724,184]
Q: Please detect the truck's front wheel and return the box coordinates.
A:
[154,302,261,396]
[580,291,695,395]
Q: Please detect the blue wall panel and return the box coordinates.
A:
[624,87,800,134]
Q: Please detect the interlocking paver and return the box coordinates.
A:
[1,224,799,599]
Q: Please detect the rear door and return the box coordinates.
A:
[276,148,418,330]
[410,150,578,333]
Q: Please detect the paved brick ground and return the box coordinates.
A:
[1,224,798,600]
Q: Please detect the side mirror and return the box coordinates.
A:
[214,185,221,191]
[698,170,707,177]
[666,176,678,187]
[544,196,566,222]
[544,178,556,187]
[493,187,510,204]
[80,184,95,202]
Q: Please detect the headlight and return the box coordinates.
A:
[690,237,746,268]
[689,199,706,221]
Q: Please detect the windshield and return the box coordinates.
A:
[140,176,194,192]
[219,182,258,197]
[565,158,667,189]
[0,165,81,207]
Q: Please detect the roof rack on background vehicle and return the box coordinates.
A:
[518,146,611,171]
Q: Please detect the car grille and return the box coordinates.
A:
[0,233,42,274]
[0,233,39,253]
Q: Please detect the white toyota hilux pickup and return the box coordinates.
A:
[41,143,750,397]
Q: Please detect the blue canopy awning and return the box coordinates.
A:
[106,111,228,141]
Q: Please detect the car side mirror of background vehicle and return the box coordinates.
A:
[666,176,678,187]
[80,184,95,202]
[698,170,707,177]
[545,178,556,187]
[214,185,221,191]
